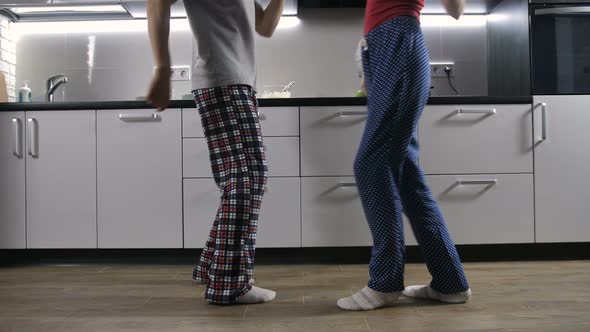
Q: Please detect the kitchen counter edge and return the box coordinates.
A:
[0,96,533,111]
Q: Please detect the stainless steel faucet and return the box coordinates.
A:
[46,74,68,102]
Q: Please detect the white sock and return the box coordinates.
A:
[337,286,401,311]
[403,285,471,304]
[236,286,276,304]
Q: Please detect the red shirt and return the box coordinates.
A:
[365,0,425,35]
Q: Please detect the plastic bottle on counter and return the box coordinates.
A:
[18,81,32,103]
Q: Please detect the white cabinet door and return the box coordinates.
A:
[301,177,415,247]
[183,179,219,248]
[534,96,590,243]
[183,137,300,178]
[301,106,366,176]
[301,177,371,247]
[257,178,301,248]
[258,107,300,137]
[184,178,301,248]
[0,112,26,249]
[425,174,534,244]
[97,109,182,248]
[419,104,534,174]
[183,107,299,138]
[26,110,97,249]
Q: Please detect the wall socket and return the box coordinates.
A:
[154,66,191,81]
[430,63,455,77]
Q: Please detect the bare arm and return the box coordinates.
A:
[441,0,465,20]
[146,0,176,111]
[255,0,286,38]
[147,0,176,68]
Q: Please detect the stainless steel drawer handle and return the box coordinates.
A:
[27,118,38,158]
[540,102,548,142]
[337,111,368,117]
[456,179,498,186]
[337,182,358,189]
[456,109,496,115]
[118,114,160,121]
[535,6,590,16]
[12,118,22,158]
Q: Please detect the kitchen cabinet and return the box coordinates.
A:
[534,96,590,242]
[300,106,366,176]
[300,177,415,247]
[53,0,121,3]
[427,174,534,244]
[97,109,182,248]
[26,110,96,249]
[419,104,534,174]
[0,1,52,5]
[182,107,299,138]
[301,177,372,247]
[184,177,301,248]
[0,112,26,249]
[183,137,300,178]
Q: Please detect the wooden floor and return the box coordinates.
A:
[1,261,589,332]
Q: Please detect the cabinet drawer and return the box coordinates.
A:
[183,137,300,178]
[301,177,415,247]
[425,174,534,244]
[419,104,533,174]
[183,107,299,138]
[184,178,301,248]
[301,106,366,176]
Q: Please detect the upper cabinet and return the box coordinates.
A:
[53,0,121,3]
[122,0,187,19]
[0,1,51,5]
[0,1,129,21]
[298,0,494,14]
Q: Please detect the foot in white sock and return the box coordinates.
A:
[236,286,276,304]
[403,285,471,304]
[337,286,401,311]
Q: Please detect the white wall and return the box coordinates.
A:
[1,17,16,101]
[15,9,487,102]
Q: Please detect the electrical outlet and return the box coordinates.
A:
[156,66,191,81]
[430,63,455,77]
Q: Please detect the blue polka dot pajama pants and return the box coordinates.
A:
[356,16,470,294]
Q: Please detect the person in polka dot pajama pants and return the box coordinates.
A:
[337,3,472,312]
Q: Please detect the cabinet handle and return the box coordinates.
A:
[535,6,590,16]
[118,114,160,121]
[337,182,357,189]
[337,111,367,117]
[540,102,548,142]
[456,179,498,186]
[455,109,496,115]
[27,118,38,158]
[12,118,22,158]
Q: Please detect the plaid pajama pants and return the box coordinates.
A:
[190,85,268,304]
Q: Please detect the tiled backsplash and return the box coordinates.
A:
[15,9,487,102]
[1,17,16,101]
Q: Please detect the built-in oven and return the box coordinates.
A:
[530,0,590,94]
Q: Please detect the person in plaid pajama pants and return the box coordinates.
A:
[146,0,285,304]
[191,85,268,304]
